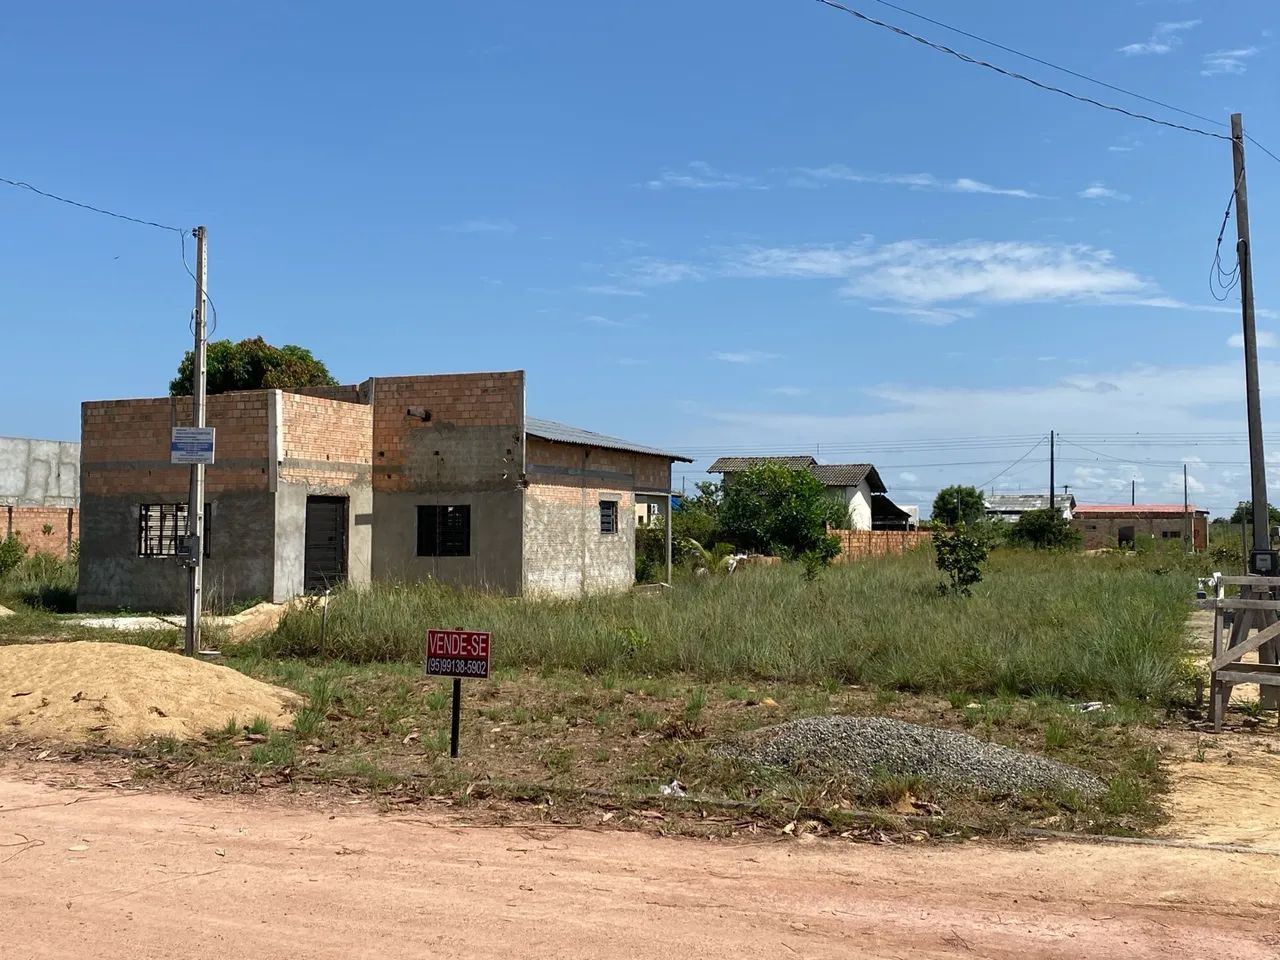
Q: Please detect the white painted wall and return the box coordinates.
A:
[841,481,873,531]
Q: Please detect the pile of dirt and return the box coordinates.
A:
[0,641,299,744]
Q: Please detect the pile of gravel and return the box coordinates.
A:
[716,715,1105,800]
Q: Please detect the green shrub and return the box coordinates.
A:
[934,527,988,596]
[1008,509,1082,550]
[0,535,28,580]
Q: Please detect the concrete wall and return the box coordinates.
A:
[1073,512,1209,550]
[837,481,873,531]
[523,438,671,597]
[274,482,374,600]
[369,372,525,593]
[78,393,275,612]
[0,436,80,507]
[4,505,78,558]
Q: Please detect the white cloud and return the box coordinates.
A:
[1118,19,1201,55]
[797,166,1042,199]
[711,350,780,364]
[1227,331,1278,348]
[579,315,629,328]
[899,472,920,485]
[1079,182,1131,202]
[580,284,646,297]
[441,218,517,234]
[868,305,974,326]
[1108,139,1143,153]
[768,386,811,397]
[647,161,761,191]
[1202,48,1259,76]
[620,258,704,286]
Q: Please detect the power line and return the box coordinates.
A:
[975,436,1046,490]
[1209,171,1244,302]
[0,174,183,233]
[863,0,1226,130]
[812,0,1230,141]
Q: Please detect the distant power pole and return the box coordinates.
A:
[185,226,208,658]
[1131,479,1136,506]
[1048,430,1055,514]
[1231,114,1271,571]
[1183,464,1191,554]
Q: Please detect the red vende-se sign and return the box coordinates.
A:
[426,629,492,679]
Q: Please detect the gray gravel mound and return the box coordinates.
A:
[717,715,1105,799]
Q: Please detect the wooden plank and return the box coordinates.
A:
[1217,575,1280,585]
[1213,598,1280,611]
[1215,668,1280,686]
[1217,661,1280,677]
[1211,617,1280,671]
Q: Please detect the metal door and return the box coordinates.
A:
[304,496,348,592]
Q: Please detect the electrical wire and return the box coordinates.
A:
[0,174,183,233]
[975,436,1046,491]
[1209,170,1244,302]
[812,0,1230,141]
[180,229,219,336]
[863,0,1226,130]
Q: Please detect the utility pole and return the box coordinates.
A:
[1131,478,1136,506]
[184,225,208,657]
[1231,114,1271,571]
[1183,464,1191,554]
[1048,430,1055,514]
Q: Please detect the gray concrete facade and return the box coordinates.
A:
[0,437,80,507]
[78,492,276,613]
[274,482,373,601]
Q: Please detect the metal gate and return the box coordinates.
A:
[304,496,347,593]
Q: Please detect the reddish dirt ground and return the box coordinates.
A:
[2,776,1278,960]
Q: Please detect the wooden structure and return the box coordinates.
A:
[1209,574,1280,730]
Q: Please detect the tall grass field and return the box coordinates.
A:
[257,549,1193,704]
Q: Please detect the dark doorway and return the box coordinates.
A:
[1118,525,1136,548]
[304,496,348,592]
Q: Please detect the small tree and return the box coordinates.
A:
[1008,508,1082,550]
[932,485,985,527]
[934,527,988,596]
[1229,501,1280,525]
[718,463,841,562]
[170,337,338,396]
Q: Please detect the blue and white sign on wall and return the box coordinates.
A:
[171,427,216,465]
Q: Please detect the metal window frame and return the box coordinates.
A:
[137,502,212,559]
[416,504,471,557]
[599,499,619,535]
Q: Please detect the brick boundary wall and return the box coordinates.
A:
[830,529,932,562]
[4,505,78,558]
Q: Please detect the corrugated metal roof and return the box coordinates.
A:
[810,463,886,492]
[985,494,1075,512]
[1074,504,1206,516]
[525,417,692,462]
[708,456,818,473]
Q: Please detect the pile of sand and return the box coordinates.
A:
[0,641,300,744]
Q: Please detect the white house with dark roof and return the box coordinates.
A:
[707,455,893,531]
[984,492,1075,522]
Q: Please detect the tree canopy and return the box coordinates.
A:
[931,485,985,527]
[718,463,843,562]
[1228,501,1280,525]
[1007,508,1081,550]
[170,337,338,396]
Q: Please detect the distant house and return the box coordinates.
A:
[871,494,919,531]
[1072,504,1209,550]
[707,455,889,531]
[984,493,1075,523]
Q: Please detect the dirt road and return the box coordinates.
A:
[2,779,1278,959]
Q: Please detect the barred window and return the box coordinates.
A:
[417,505,471,557]
[599,500,618,535]
[138,503,211,558]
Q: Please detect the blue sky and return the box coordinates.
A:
[1,1,1277,515]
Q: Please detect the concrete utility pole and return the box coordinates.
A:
[185,225,208,657]
[1183,464,1191,554]
[1231,115,1272,572]
[1131,478,1135,506]
[1048,430,1055,514]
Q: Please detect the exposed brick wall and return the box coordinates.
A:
[4,505,78,558]
[371,372,523,493]
[81,393,272,497]
[525,437,673,493]
[1073,513,1208,550]
[830,529,932,563]
[279,393,373,486]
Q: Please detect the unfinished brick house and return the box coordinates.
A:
[78,371,688,612]
[1,435,80,559]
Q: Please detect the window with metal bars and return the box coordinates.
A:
[599,499,618,535]
[137,503,211,558]
[416,504,471,557]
